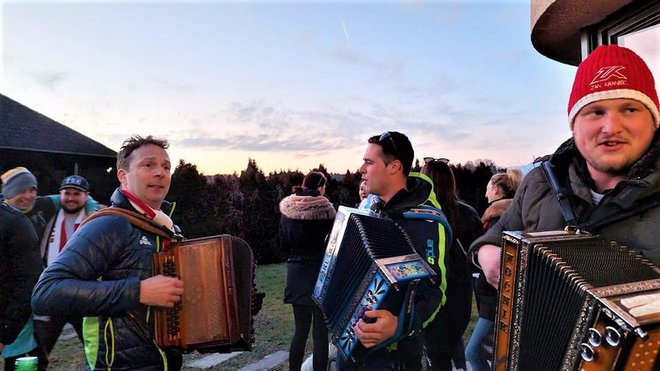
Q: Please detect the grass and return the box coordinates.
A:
[2,263,479,370]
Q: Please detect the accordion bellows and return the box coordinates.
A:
[313,207,436,360]
[495,230,660,371]
[152,235,256,353]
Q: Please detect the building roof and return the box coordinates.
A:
[531,0,634,66]
[0,94,116,158]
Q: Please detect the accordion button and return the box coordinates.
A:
[605,326,621,347]
[587,328,602,347]
[580,343,596,362]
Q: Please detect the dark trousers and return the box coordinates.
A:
[336,336,423,371]
[423,284,472,370]
[290,304,329,371]
[3,346,48,371]
[34,316,84,356]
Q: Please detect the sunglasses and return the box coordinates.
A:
[378,131,399,155]
[424,157,450,164]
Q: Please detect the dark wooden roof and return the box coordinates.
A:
[0,94,116,158]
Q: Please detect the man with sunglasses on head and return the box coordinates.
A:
[347,131,449,370]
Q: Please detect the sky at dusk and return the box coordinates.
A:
[1,0,579,175]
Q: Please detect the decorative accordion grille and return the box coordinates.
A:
[514,236,659,369]
[152,235,256,352]
[177,242,228,345]
[318,213,415,333]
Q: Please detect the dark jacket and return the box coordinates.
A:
[471,132,660,267]
[279,190,336,306]
[0,202,42,345]
[426,201,483,344]
[27,196,99,265]
[474,198,512,320]
[445,201,483,302]
[26,197,58,250]
[31,189,180,370]
[348,174,449,369]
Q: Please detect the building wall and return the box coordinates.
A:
[1,149,117,204]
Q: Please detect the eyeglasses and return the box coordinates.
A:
[378,131,399,156]
[424,157,449,164]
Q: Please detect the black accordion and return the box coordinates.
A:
[312,206,436,360]
[495,230,660,370]
[152,235,257,353]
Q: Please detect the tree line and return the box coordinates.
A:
[167,158,500,265]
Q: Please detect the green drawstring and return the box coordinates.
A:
[103,317,115,369]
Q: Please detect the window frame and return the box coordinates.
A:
[581,1,660,60]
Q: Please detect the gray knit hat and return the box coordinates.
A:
[1,167,37,199]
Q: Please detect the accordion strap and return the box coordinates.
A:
[541,160,578,227]
[81,207,179,241]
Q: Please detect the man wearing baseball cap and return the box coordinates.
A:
[31,175,99,359]
[0,167,45,369]
[472,44,660,294]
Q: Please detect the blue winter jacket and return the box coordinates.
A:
[32,189,181,370]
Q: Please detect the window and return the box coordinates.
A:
[584,1,660,95]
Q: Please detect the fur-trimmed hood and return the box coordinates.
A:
[279,194,336,220]
[481,198,513,224]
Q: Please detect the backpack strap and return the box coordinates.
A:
[402,205,453,244]
[81,207,180,241]
[541,160,578,227]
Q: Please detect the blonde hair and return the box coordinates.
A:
[490,168,523,198]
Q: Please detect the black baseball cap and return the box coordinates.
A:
[59,175,90,192]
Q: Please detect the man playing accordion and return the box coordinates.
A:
[344,131,450,370]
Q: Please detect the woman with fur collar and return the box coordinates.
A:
[279,171,336,371]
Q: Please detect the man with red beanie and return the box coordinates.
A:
[471,44,660,293]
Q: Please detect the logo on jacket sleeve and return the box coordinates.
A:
[139,235,151,246]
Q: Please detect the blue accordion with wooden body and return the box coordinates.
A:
[312,206,436,360]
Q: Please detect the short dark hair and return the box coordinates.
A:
[117,135,169,171]
[368,131,414,176]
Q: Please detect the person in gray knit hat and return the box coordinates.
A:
[1,166,46,370]
[1,167,38,212]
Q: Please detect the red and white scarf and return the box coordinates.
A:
[47,209,88,265]
[120,189,174,233]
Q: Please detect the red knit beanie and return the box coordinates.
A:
[568,44,659,129]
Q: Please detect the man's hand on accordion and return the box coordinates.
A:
[139,275,185,308]
[353,309,398,348]
[478,244,501,288]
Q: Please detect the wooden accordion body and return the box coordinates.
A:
[312,206,436,360]
[495,230,660,370]
[152,235,256,353]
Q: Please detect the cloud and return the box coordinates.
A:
[31,70,70,91]
[329,48,403,80]
[175,131,346,153]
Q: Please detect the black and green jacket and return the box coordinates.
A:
[349,173,450,368]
